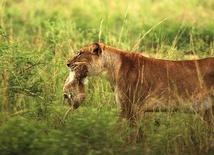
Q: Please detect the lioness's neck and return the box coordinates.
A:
[100,45,123,83]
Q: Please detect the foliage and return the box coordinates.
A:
[0,0,213,154]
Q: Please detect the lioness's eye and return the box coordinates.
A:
[77,52,83,57]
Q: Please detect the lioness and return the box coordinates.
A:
[63,62,88,109]
[66,42,214,142]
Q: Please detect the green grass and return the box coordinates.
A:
[0,0,214,154]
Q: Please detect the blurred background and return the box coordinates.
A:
[0,0,213,154]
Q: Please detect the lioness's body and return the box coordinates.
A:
[66,43,214,141]
[114,52,214,112]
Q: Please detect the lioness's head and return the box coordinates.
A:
[67,43,106,76]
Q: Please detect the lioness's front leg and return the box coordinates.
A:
[121,108,144,143]
[116,90,144,143]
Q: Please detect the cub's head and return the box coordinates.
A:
[67,43,106,76]
[72,62,88,80]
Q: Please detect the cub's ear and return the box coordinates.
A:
[91,43,102,55]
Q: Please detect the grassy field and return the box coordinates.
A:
[0,0,214,154]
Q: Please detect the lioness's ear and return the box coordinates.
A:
[92,43,102,55]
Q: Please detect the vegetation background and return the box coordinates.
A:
[0,0,213,154]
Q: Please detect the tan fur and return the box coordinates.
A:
[63,63,88,109]
[67,42,214,142]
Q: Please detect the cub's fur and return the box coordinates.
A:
[63,63,88,109]
[66,42,214,141]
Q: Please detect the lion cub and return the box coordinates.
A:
[63,63,88,109]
